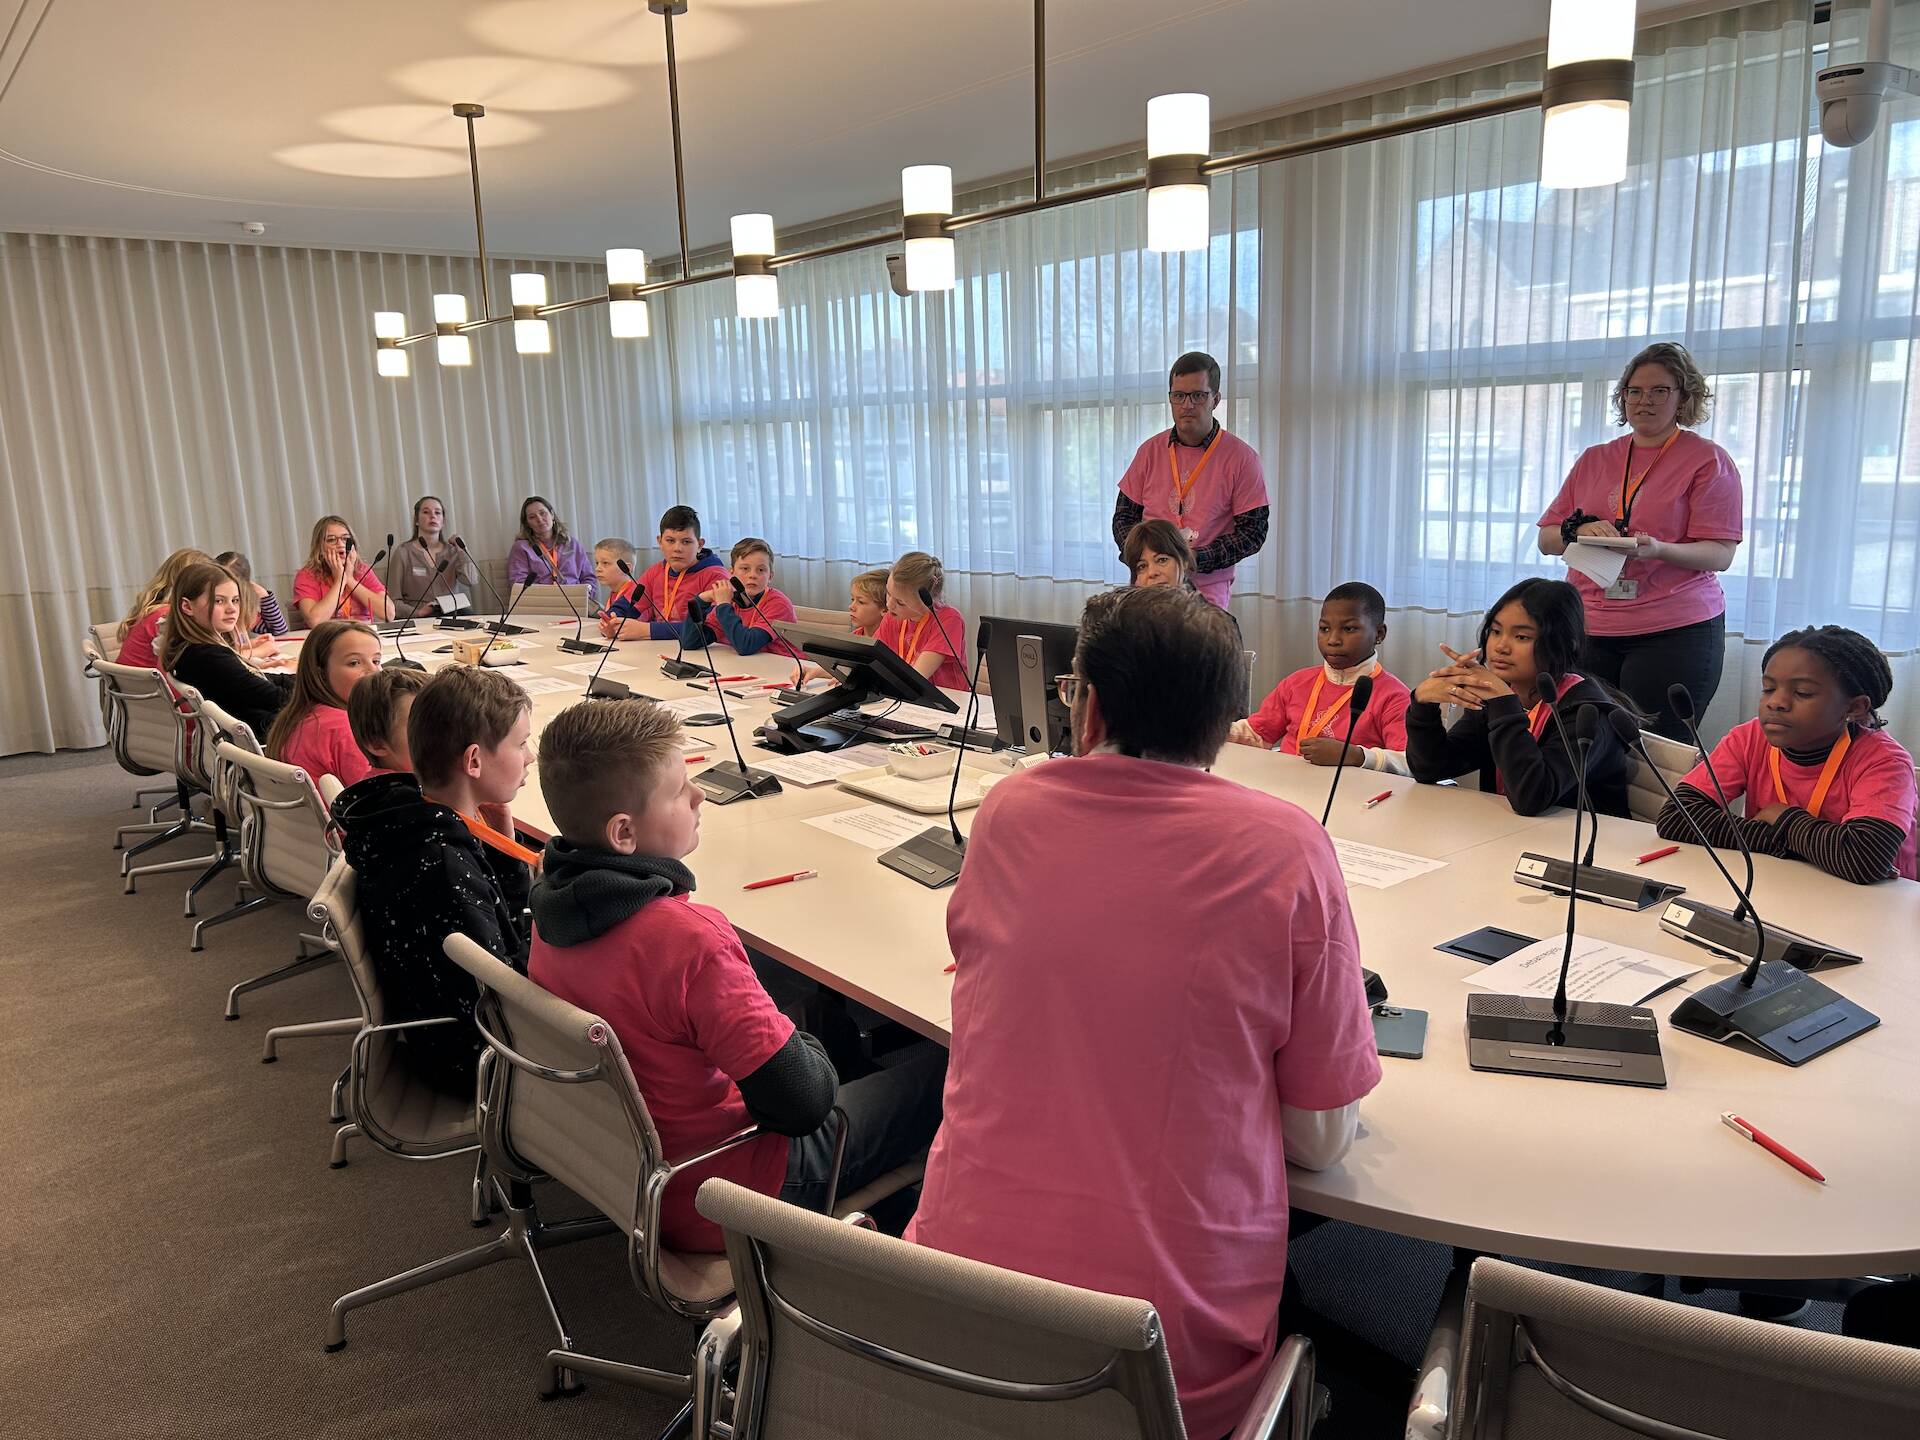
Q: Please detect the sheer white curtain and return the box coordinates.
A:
[0,235,676,753]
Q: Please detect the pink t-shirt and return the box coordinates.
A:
[874,603,968,691]
[706,586,798,649]
[291,564,389,622]
[1538,430,1743,636]
[529,893,793,1251]
[1118,426,1269,607]
[1682,718,1918,881]
[638,557,725,623]
[117,609,164,668]
[908,754,1381,1440]
[275,703,372,789]
[1248,662,1412,754]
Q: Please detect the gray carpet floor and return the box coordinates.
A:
[0,749,1850,1440]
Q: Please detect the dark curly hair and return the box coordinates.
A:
[1763,626,1893,730]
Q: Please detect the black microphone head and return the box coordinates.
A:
[1349,674,1375,714]
[433,552,453,574]
[1575,705,1600,744]
[1607,708,1641,746]
[917,585,935,609]
[730,575,749,604]
[385,532,395,550]
[451,535,466,550]
[1667,683,1696,723]
[1536,671,1561,702]
[617,557,636,579]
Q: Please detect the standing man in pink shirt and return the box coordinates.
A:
[908,585,1381,1440]
[1112,351,1270,608]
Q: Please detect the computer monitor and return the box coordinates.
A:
[981,615,1078,756]
[758,625,958,754]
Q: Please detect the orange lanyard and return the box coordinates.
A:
[900,612,934,664]
[1167,428,1223,519]
[1297,670,1367,743]
[452,808,542,866]
[1616,431,1679,524]
[1768,730,1851,820]
[661,567,689,617]
[538,542,563,580]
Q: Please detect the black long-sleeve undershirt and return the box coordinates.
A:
[736,1030,838,1137]
[1404,681,1630,817]
[1655,783,1905,885]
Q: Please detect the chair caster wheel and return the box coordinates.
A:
[324,1340,347,1354]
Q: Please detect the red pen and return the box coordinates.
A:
[742,869,818,891]
[683,755,708,764]
[943,962,957,973]
[1636,844,1680,866]
[1721,1113,1825,1183]
[1364,790,1393,808]
[711,674,756,685]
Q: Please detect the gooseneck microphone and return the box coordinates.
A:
[447,536,514,632]
[877,600,983,888]
[1317,674,1374,827]
[532,547,602,654]
[386,553,451,670]
[915,596,983,851]
[383,531,398,601]
[1550,706,1601,1027]
[730,576,806,689]
[1668,682,1754,919]
[689,648,782,805]
[477,576,540,665]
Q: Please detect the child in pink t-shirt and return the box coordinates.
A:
[1656,626,1917,883]
[345,665,428,782]
[1230,582,1411,771]
[265,620,383,789]
[871,551,968,691]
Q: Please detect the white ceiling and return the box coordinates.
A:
[0,0,1559,260]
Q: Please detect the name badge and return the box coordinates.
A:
[1605,576,1639,601]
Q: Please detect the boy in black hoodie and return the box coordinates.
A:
[332,666,537,1097]
[527,698,945,1252]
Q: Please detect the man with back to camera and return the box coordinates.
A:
[1111,350,1270,607]
[908,585,1381,1438]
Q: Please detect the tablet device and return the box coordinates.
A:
[1435,926,1536,964]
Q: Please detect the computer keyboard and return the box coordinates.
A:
[823,708,939,739]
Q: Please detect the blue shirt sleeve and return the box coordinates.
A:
[716,604,772,655]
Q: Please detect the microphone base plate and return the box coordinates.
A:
[1515,854,1683,912]
[435,617,482,630]
[693,762,783,805]
[558,638,607,654]
[1465,993,1667,1087]
[1669,959,1878,1066]
[661,658,715,680]
[879,826,966,889]
[1659,899,1864,972]
[586,678,632,701]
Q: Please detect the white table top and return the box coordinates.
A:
[393,623,1920,1278]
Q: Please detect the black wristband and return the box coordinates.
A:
[1560,512,1594,546]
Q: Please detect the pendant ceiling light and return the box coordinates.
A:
[510,272,552,354]
[900,166,956,291]
[1145,92,1211,252]
[606,248,651,338]
[373,310,409,378]
[1540,0,1636,189]
[731,213,778,319]
[433,292,473,366]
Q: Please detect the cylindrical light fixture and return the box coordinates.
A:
[901,165,955,292]
[373,310,409,378]
[731,213,778,319]
[1145,93,1211,252]
[433,293,473,367]
[510,271,552,355]
[1540,0,1636,189]
[606,248,651,339]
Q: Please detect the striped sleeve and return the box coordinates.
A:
[1655,783,1783,856]
[1772,809,1906,885]
[255,589,289,636]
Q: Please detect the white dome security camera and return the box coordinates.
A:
[1817,0,1920,147]
[241,221,267,237]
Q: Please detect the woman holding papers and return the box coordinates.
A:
[1536,342,1744,738]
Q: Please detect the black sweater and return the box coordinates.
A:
[1405,678,1630,817]
[333,774,533,1095]
[166,642,293,739]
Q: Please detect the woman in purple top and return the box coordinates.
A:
[506,495,596,602]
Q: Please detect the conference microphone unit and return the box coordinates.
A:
[474,576,540,666]
[385,553,451,670]
[690,650,782,806]
[1613,709,1878,1065]
[1514,682,1685,912]
[659,575,717,681]
[1317,674,1374,827]
[1466,706,1667,1088]
[582,557,643,700]
[531,548,604,654]
[730,576,807,694]
[383,531,398,602]
[446,537,529,633]
[881,604,983,889]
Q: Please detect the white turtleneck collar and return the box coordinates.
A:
[1323,656,1380,687]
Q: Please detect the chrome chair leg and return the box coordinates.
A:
[471,1153,493,1227]
[182,846,236,917]
[328,1065,351,1123]
[260,1015,357,1060]
[125,847,222,894]
[119,818,208,872]
[193,895,277,952]
[132,785,175,813]
[326,1229,520,1352]
[328,1123,361,1169]
[227,951,341,1021]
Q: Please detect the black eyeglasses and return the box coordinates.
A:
[1168,389,1216,407]
[1623,386,1676,401]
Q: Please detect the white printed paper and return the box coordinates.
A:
[802,804,934,852]
[556,658,635,677]
[876,697,992,732]
[653,694,731,719]
[1562,541,1628,591]
[1331,838,1448,890]
[748,744,892,787]
[1463,935,1703,1007]
[507,673,579,697]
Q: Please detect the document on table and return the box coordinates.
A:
[802,804,933,851]
[1331,838,1448,890]
[507,673,578,697]
[749,744,892,787]
[1562,541,1627,591]
[1462,935,1704,1006]
[652,694,731,719]
[555,658,635,677]
[878,696,996,731]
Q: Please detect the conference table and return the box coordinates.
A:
[371,618,1920,1283]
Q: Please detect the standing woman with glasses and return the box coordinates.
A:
[1111,351,1270,609]
[1538,342,1744,738]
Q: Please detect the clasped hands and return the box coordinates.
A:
[1414,645,1514,710]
